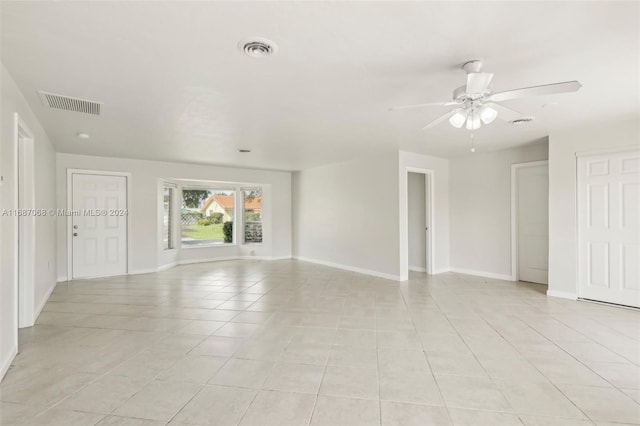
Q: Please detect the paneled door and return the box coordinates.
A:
[71,173,128,279]
[578,149,640,308]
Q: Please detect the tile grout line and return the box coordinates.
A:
[479,312,593,423]
[406,282,468,426]
[6,264,639,425]
[517,312,640,411]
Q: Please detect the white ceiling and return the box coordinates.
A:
[2,1,638,171]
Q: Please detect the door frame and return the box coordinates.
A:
[14,113,36,328]
[510,160,549,282]
[405,167,435,276]
[66,169,132,280]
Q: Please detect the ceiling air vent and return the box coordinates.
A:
[38,91,102,115]
[238,37,278,58]
[509,117,535,125]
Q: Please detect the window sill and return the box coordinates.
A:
[181,243,236,249]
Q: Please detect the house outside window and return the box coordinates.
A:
[243,188,262,244]
[181,188,235,246]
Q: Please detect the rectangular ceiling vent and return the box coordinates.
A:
[38,91,102,115]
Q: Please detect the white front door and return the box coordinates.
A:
[72,173,128,279]
[518,163,549,284]
[578,150,640,308]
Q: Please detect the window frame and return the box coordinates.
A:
[162,183,177,251]
[241,187,263,245]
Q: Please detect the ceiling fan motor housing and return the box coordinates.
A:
[453,86,486,105]
[462,60,483,74]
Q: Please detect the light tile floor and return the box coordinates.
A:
[1,260,639,426]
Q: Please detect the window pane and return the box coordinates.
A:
[181,189,234,246]
[163,187,173,250]
[243,188,262,243]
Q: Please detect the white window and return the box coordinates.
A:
[243,188,262,244]
[163,185,174,250]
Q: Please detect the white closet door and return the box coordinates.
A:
[578,149,640,308]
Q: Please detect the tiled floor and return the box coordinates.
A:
[1,260,639,426]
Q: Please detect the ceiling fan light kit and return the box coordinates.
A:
[449,109,468,128]
[391,59,582,133]
[479,105,497,124]
[466,109,481,131]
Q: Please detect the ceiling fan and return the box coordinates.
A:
[390,60,582,131]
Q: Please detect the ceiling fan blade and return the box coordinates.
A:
[389,101,459,111]
[487,80,582,102]
[466,72,494,94]
[487,102,521,122]
[422,110,455,130]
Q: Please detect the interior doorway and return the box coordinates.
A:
[406,168,434,275]
[408,172,427,273]
[15,114,36,329]
[511,160,549,284]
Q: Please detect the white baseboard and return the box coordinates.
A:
[157,262,178,272]
[547,289,578,300]
[403,267,451,280]
[177,256,290,266]
[0,346,17,382]
[294,256,400,281]
[177,256,241,266]
[34,280,57,321]
[155,256,291,270]
[64,256,294,279]
[128,268,159,275]
[449,267,514,281]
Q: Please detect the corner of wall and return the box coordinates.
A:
[448,142,548,281]
[34,279,57,322]
[0,345,18,382]
[546,289,578,300]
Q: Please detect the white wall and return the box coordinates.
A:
[548,119,640,299]
[449,141,548,279]
[292,152,401,279]
[56,153,292,279]
[399,151,450,280]
[1,64,57,380]
[408,172,426,271]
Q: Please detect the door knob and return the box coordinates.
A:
[73,232,78,237]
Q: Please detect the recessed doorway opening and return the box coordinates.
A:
[511,160,549,284]
[406,168,434,276]
[15,113,36,329]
